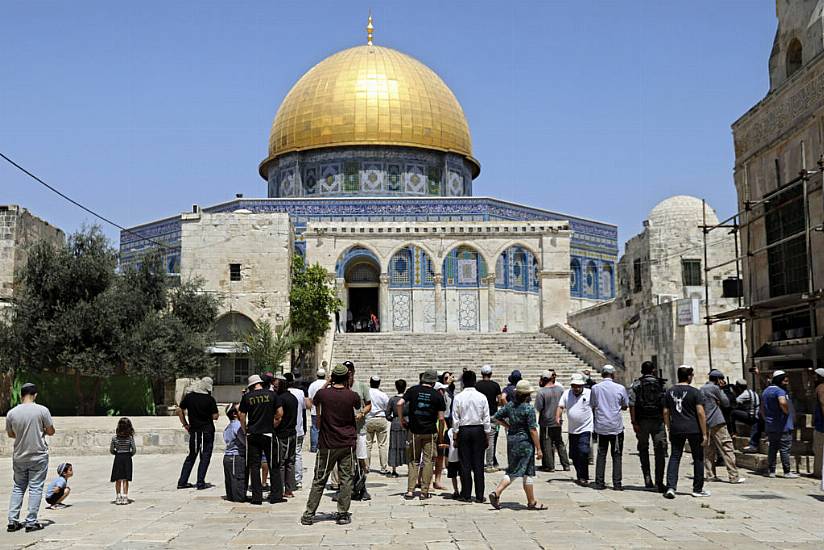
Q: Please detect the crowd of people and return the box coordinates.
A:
[5,362,824,531]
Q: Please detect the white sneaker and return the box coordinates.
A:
[782,472,800,479]
[691,490,711,498]
[114,496,122,505]
[663,488,676,499]
[731,478,746,484]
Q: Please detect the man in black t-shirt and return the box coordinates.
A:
[273,375,299,499]
[177,377,219,490]
[239,374,284,505]
[628,361,667,492]
[396,369,446,499]
[475,365,504,470]
[663,365,709,499]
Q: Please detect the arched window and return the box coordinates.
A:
[600,263,614,298]
[786,38,803,77]
[443,245,487,287]
[389,247,413,287]
[215,312,255,342]
[584,261,598,297]
[570,259,581,294]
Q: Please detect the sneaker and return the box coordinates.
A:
[742,446,759,454]
[562,466,571,472]
[593,483,606,490]
[768,472,777,478]
[50,503,68,510]
[335,512,352,525]
[782,472,800,479]
[295,483,303,490]
[613,484,624,491]
[7,521,23,532]
[709,476,722,482]
[25,523,44,532]
[663,488,676,499]
[300,514,314,526]
[360,491,372,501]
[730,478,746,484]
[691,490,711,498]
[177,483,194,489]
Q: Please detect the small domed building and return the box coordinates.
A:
[569,195,745,383]
[121,20,618,389]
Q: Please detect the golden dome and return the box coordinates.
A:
[260,44,479,178]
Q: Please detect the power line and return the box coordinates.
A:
[0,151,170,250]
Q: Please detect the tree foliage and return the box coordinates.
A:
[289,255,341,359]
[0,226,219,413]
[240,318,301,374]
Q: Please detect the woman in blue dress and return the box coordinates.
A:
[489,380,546,510]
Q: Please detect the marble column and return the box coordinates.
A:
[485,273,497,332]
[379,274,390,333]
[433,274,445,332]
[336,277,346,333]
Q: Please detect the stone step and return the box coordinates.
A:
[733,435,813,455]
[733,450,815,474]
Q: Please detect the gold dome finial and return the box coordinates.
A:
[366,11,374,46]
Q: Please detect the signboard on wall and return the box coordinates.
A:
[676,298,700,326]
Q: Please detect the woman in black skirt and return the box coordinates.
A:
[386,379,408,477]
[110,417,136,505]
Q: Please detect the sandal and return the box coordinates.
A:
[419,493,431,500]
[527,501,547,510]
[489,492,501,510]
[403,492,416,501]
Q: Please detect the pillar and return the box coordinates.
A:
[336,277,346,332]
[379,274,390,333]
[434,273,445,332]
[485,273,497,332]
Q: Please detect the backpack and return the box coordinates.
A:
[635,377,664,418]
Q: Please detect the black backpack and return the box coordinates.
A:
[635,377,664,417]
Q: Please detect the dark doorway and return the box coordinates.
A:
[348,287,379,332]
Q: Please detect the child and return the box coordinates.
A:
[45,463,73,509]
[223,404,247,502]
[110,417,136,505]
[446,427,461,499]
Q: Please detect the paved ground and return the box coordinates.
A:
[1,427,823,550]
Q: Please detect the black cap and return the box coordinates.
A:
[20,383,38,397]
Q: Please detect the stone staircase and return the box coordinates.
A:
[331,332,594,386]
[731,415,816,475]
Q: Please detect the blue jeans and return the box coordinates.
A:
[8,456,49,526]
[568,432,591,482]
[767,431,792,474]
[310,415,319,452]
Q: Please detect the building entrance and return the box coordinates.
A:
[344,258,381,332]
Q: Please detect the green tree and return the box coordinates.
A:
[240,318,301,374]
[289,255,341,367]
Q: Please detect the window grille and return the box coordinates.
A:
[765,185,807,297]
[681,259,702,286]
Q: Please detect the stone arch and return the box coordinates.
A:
[214,311,256,342]
[570,258,582,295]
[442,243,488,287]
[388,244,436,288]
[495,243,541,292]
[492,240,542,269]
[335,243,383,278]
[583,260,598,297]
[599,262,614,298]
[786,37,803,78]
[442,241,494,272]
[386,241,439,270]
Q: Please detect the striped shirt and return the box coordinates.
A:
[110,436,136,455]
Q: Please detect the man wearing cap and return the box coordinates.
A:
[700,370,744,484]
[762,370,799,478]
[307,368,327,453]
[239,374,284,504]
[273,375,299,499]
[452,370,491,502]
[589,365,629,490]
[397,368,446,499]
[663,366,709,498]
[535,370,569,472]
[628,361,667,491]
[365,375,390,474]
[176,377,219,490]
[6,383,55,532]
[813,367,824,479]
[503,370,522,404]
[301,364,362,525]
[557,373,593,486]
[731,379,760,449]
[476,365,504,472]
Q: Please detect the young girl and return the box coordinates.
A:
[110,417,136,505]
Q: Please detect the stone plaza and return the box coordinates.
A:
[1,415,823,550]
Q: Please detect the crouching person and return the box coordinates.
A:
[223,404,247,502]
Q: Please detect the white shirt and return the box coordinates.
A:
[447,427,459,462]
[452,387,491,433]
[288,387,306,437]
[560,388,593,434]
[367,388,389,419]
[308,378,326,416]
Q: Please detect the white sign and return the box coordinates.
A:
[676,298,700,326]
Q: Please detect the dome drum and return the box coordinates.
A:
[266,146,474,198]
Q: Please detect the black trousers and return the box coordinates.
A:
[595,432,624,487]
[540,426,570,470]
[178,430,214,487]
[457,425,486,500]
[276,435,297,493]
[247,433,282,503]
[666,432,704,493]
[223,455,247,502]
[636,418,667,488]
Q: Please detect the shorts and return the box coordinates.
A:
[46,487,65,505]
[356,433,368,460]
[447,461,460,479]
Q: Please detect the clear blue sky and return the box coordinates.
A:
[1,1,776,249]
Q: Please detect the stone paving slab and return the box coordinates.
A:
[1,425,822,549]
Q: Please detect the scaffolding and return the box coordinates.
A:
[701,152,824,407]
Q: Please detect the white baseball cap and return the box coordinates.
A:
[480,365,493,375]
